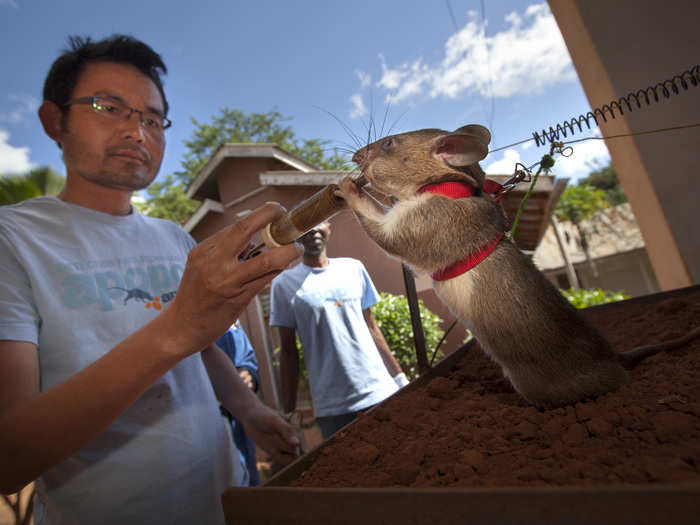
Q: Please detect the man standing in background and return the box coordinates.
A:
[270,222,408,439]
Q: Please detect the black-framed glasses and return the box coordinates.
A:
[64,96,172,132]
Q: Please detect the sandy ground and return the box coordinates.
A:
[291,289,700,489]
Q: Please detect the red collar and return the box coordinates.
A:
[417,181,475,199]
[417,180,504,281]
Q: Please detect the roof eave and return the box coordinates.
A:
[183,198,224,233]
[186,144,319,200]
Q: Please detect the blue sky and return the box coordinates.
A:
[0,0,611,187]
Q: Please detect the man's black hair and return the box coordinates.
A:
[43,34,169,116]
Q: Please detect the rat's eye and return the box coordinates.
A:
[382,138,394,150]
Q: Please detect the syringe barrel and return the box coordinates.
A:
[263,184,347,247]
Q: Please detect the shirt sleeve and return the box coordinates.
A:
[0,227,40,344]
[268,277,296,329]
[358,260,380,310]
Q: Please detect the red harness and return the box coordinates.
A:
[417,181,505,281]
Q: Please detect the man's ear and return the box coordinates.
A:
[433,124,491,168]
[38,101,64,148]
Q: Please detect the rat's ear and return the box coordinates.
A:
[434,125,491,167]
[454,125,491,147]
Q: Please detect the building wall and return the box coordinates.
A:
[217,158,274,205]
[543,248,659,298]
[548,0,700,289]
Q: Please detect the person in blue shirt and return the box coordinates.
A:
[216,323,261,486]
[269,222,409,439]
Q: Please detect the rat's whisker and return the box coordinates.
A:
[313,105,364,150]
[379,101,392,139]
[387,106,411,137]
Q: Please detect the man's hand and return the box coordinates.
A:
[240,404,301,467]
[163,203,302,358]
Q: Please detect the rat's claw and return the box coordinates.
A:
[338,176,360,198]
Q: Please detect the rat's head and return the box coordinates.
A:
[352,124,491,200]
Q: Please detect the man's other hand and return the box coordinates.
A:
[242,404,301,467]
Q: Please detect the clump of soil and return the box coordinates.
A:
[290,288,700,488]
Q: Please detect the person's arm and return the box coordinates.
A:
[233,329,260,392]
[0,203,302,494]
[0,321,181,494]
[277,326,300,414]
[201,344,298,465]
[363,308,408,386]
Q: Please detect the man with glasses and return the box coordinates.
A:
[0,35,301,524]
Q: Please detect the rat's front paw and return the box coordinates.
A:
[338,177,363,208]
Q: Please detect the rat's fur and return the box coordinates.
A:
[340,125,627,409]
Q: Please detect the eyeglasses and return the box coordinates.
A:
[64,96,172,133]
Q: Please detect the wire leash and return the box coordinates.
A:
[489,119,699,240]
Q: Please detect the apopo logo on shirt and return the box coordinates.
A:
[57,255,183,312]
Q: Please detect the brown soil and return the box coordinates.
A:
[290,288,700,489]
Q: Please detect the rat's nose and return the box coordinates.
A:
[352,148,366,165]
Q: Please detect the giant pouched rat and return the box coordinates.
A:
[338,124,700,409]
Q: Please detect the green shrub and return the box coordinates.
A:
[371,292,445,380]
[560,288,629,309]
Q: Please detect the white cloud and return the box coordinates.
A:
[484,148,521,175]
[355,69,371,88]
[1,94,39,124]
[377,54,433,105]
[349,93,367,119]
[376,2,575,104]
[377,53,406,91]
[0,0,19,8]
[0,129,33,174]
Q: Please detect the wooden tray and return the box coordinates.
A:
[222,284,700,524]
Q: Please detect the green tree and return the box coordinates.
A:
[554,184,610,277]
[370,292,445,380]
[0,166,64,205]
[578,161,626,205]
[141,108,349,223]
[176,107,347,185]
[134,175,199,224]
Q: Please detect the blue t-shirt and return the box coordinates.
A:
[269,258,398,417]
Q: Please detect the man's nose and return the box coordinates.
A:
[120,112,147,142]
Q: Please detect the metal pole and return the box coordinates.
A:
[401,263,430,374]
[551,217,580,290]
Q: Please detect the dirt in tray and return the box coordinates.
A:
[290,288,700,488]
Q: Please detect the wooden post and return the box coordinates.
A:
[551,217,580,290]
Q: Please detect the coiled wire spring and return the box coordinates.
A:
[532,65,700,147]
